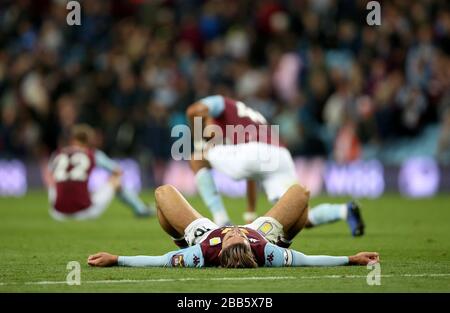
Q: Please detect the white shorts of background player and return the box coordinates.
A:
[48,183,115,221]
[206,142,298,203]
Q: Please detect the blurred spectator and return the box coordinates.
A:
[437,102,450,162]
[0,0,449,176]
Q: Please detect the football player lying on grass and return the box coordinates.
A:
[88,184,379,268]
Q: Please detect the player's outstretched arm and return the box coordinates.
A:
[289,250,380,267]
[88,252,171,267]
[88,245,205,268]
[348,252,380,265]
[264,244,379,267]
[87,252,120,267]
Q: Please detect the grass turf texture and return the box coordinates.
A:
[0,190,449,292]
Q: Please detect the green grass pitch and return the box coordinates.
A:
[0,190,449,292]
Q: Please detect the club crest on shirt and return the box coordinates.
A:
[209,237,221,246]
[257,222,273,235]
[171,254,185,267]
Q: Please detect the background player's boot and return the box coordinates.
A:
[346,201,365,237]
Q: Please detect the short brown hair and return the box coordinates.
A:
[219,243,258,268]
[70,124,94,146]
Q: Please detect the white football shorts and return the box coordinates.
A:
[244,216,285,244]
[206,142,299,202]
[48,183,115,221]
[184,217,219,246]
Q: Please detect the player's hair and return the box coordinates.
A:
[219,243,258,268]
[70,124,94,146]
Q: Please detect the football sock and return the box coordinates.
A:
[195,168,230,226]
[308,203,347,226]
[243,211,258,224]
[276,237,293,248]
[117,188,149,215]
[172,236,189,248]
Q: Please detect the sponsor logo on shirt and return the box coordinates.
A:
[209,237,222,246]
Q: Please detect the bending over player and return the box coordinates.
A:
[186,95,364,236]
[88,184,379,268]
[47,124,154,220]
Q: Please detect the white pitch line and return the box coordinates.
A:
[14,276,296,286]
[25,276,296,285]
[82,276,297,284]
[304,273,450,279]
[1,273,450,287]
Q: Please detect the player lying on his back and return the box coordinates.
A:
[185,95,364,236]
[46,124,154,220]
[88,184,379,268]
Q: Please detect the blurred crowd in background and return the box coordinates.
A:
[1,0,450,170]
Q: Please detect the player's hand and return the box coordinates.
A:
[87,252,118,267]
[348,252,380,265]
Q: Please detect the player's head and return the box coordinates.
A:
[70,124,94,147]
[219,227,258,268]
